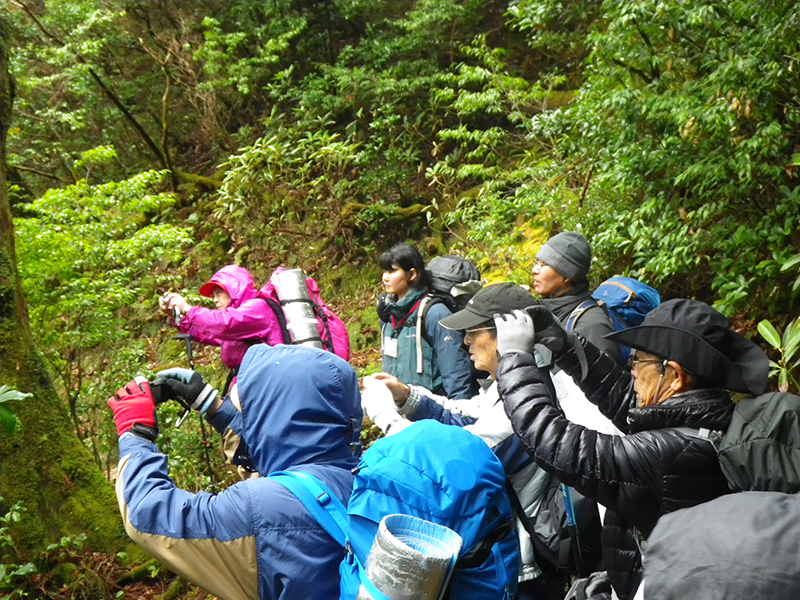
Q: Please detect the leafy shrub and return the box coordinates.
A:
[14,165,192,469]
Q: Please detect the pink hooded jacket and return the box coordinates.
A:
[177,265,284,369]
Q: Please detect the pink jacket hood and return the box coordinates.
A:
[199,265,257,309]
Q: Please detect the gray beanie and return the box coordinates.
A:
[536,231,591,282]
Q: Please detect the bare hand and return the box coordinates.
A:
[160,292,191,316]
[371,373,410,405]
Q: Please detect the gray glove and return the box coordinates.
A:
[152,367,218,415]
[494,309,536,356]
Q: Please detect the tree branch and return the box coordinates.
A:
[13,1,172,172]
[12,163,75,185]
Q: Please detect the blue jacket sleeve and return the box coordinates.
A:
[115,433,259,600]
[402,388,478,428]
[425,302,473,399]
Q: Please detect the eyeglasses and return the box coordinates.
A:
[465,326,495,336]
[627,354,663,370]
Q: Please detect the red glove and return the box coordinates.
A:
[108,376,158,441]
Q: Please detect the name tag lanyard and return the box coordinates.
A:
[383,299,422,359]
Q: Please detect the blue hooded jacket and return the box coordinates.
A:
[115,345,362,600]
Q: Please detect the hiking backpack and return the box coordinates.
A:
[270,420,519,600]
[513,479,602,579]
[258,267,350,361]
[425,255,483,314]
[418,256,484,387]
[715,391,800,493]
[673,392,800,495]
[566,276,661,363]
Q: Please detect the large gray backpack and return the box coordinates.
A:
[717,391,800,493]
[425,255,482,313]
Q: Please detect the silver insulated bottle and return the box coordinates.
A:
[356,514,462,600]
[269,268,323,349]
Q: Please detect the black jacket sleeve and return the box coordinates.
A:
[553,331,636,432]
[497,352,683,535]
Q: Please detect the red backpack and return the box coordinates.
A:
[258,267,350,362]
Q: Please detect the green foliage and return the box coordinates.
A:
[196,14,306,96]
[758,317,800,393]
[13,166,191,468]
[516,0,800,310]
[0,500,37,598]
[428,35,557,196]
[0,387,31,437]
[508,0,602,75]
[5,1,147,189]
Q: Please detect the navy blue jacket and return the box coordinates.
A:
[115,345,363,600]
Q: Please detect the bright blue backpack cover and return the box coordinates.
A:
[592,276,660,330]
[567,276,661,363]
[272,420,519,600]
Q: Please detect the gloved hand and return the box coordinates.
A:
[526,305,571,354]
[361,375,409,434]
[152,367,218,415]
[494,309,536,357]
[371,372,411,405]
[108,376,158,441]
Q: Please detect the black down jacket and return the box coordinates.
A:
[496,335,733,600]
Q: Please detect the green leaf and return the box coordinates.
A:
[781,253,800,272]
[12,563,37,577]
[0,406,16,436]
[779,369,789,389]
[757,320,782,349]
[784,318,800,360]
[0,385,31,404]
[792,153,800,166]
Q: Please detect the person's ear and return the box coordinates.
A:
[407,268,418,283]
[665,361,689,394]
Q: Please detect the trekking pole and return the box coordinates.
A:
[172,333,195,427]
[172,333,217,489]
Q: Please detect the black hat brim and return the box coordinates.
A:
[439,307,491,331]
[607,325,768,395]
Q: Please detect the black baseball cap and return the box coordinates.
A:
[439,283,535,330]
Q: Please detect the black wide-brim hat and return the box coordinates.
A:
[606,298,768,395]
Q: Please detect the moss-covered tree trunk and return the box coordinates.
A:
[0,17,124,556]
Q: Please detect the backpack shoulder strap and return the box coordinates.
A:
[270,472,397,600]
[415,295,433,375]
[671,427,723,451]
[566,299,599,333]
[261,296,292,344]
[268,470,348,546]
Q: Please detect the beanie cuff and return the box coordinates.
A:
[536,245,584,282]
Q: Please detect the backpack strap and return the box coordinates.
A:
[600,279,637,301]
[268,470,348,546]
[559,484,584,576]
[269,471,396,600]
[262,297,292,344]
[566,299,600,333]
[416,295,433,375]
[671,427,723,451]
